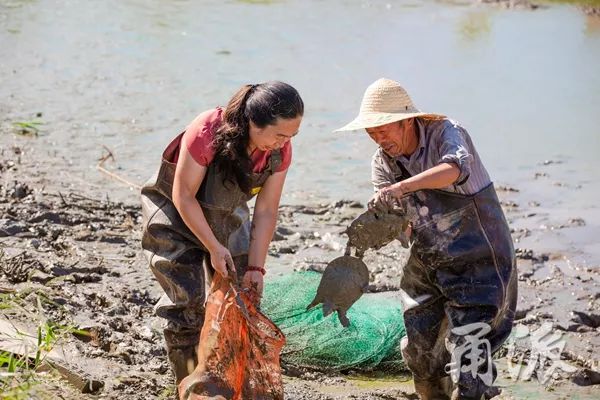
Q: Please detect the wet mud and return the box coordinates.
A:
[1,144,599,400]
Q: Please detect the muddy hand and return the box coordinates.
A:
[209,243,236,280]
[381,181,410,200]
[370,183,410,211]
[242,270,264,303]
[367,190,390,212]
[368,190,403,214]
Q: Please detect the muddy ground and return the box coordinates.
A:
[0,141,598,400]
[480,0,600,16]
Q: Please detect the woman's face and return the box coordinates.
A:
[249,116,302,152]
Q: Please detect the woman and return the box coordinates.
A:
[141,81,303,384]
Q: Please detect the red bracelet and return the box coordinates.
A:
[246,266,266,275]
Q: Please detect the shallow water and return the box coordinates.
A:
[1,0,599,262]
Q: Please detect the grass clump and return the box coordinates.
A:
[11,120,43,136]
[0,291,89,399]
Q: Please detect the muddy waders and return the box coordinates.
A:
[396,183,517,400]
[141,133,281,384]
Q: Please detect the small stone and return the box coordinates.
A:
[148,359,168,374]
[120,250,135,258]
[542,159,563,165]
[110,332,125,343]
[29,270,52,284]
[571,368,600,386]
[567,218,586,227]
[0,219,29,237]
[272,231,286,241]
[571,310,600,328]
[137,325,154,341]
[116,351,133,365]
[11,183,31,199]
[278,246,296,254]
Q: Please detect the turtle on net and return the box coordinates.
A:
[306,255,369,327]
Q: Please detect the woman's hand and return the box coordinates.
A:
[242,270,264,302]
[209,243,235,279]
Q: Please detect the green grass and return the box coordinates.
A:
[0,377,42,400]
[11,120,43,136]
[0,291,91,398]
[542,0,600,7]
[157,384,176,400]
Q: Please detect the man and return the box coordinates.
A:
[335,78,517,400]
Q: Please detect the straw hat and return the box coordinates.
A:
[335,78,441,132]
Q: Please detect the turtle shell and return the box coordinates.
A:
[345,209,408,255]
[307,255,369,326]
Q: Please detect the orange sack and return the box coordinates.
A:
[179,274,286,400]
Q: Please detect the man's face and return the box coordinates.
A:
[365,118,416,157]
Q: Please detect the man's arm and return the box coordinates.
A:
[381,121,471,199]
[389,162,460,195]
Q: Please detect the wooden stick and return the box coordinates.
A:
[96,146,142,190]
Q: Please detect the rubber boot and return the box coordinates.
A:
[414,377,452,400]
[449,372,489,400]
[167,345,198,384]
[164,328,200,384]
[449,358,497,400]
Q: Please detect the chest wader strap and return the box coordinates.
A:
[250,150,282,196]
[395,160,412,182]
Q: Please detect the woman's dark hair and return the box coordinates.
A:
[212,81,304,193]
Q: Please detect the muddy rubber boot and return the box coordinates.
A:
[164,328,200,384]
[167,345,198,384]
[449,358,496,400]
[450,388,484,400]
[414,377,452,400]
[449,375,487,400]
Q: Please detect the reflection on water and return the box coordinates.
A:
[0,0,599,259]
[585,12,600,33]
[458,11,492,41]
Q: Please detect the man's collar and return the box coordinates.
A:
[415,118,426,159]
[393,118,425,161]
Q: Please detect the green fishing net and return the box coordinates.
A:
[261,271,406,372]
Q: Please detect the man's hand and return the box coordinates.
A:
[368,182,410,212]
[381,181,411,201]
[367,183,413,247]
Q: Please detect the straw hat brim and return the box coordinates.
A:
[335,112,436,132]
